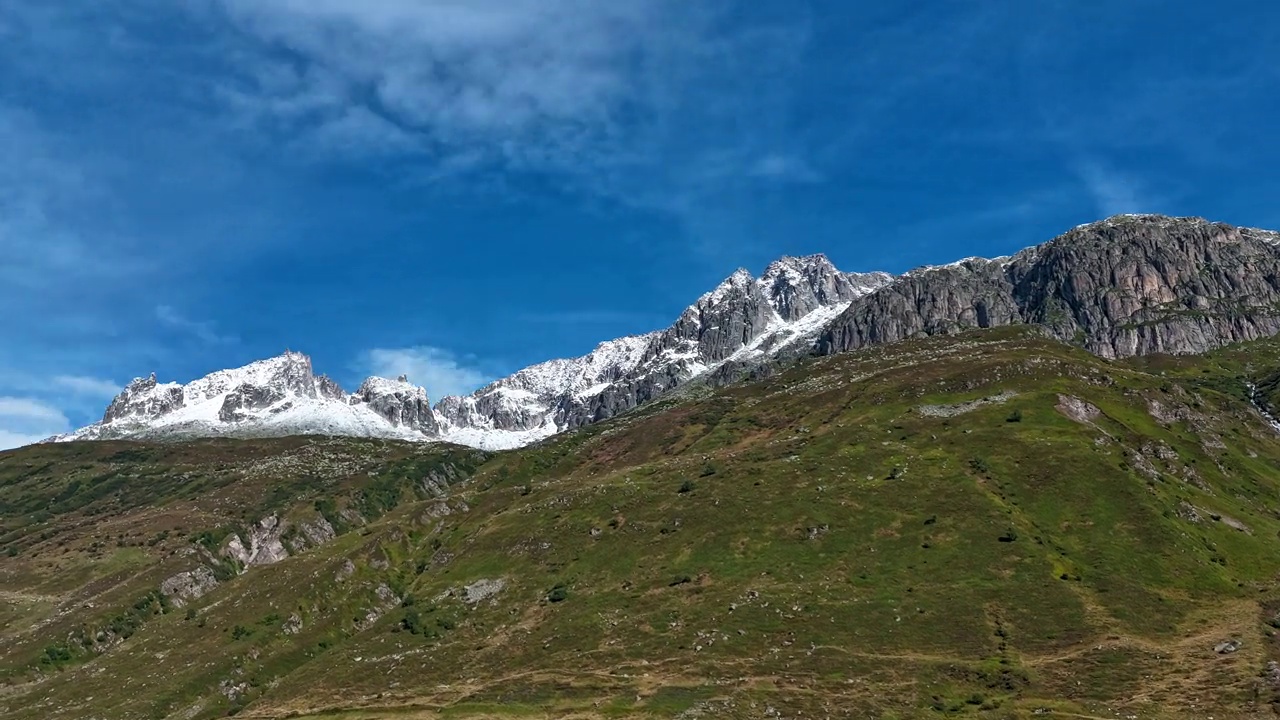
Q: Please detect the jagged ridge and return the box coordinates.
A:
[818,214,1280,359]
[54,353,440,443]
[431,255,892,448]
[51,215,1280,451]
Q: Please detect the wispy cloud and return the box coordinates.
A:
[213,1,687,166]
[0,396,71,450]
[1070,157,1158,218]
[155,305,237,345]
[518,310,666,327]
[0,397,69,425]
[358,346,494,399]
[749,154,822,184]
[0,107,143,290]
[52,375,122,398]
[202,0,818,247]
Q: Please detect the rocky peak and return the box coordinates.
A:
[435,254,894,447]
[759,254,893,321]
[316,374,345,400]
[819,214,1280,359]
[353,375,440,435]
[667,268,778,364]
[183,351,318,404]
[61,351,445,444]
[102,373,185,424]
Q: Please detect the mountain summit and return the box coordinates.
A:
[53,253,891,450]
[51,215,1280,450]
[433,254,893,448]
[53,352,441,444]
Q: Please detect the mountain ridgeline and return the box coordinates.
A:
[819,214,1280,359]
[53,214,1280,450]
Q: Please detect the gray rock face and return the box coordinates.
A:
[102,374,185,424]
[159,566,219,608]
[224,515,290,569]
[463,577,506,604]
[353,376,440,435]
[760,256,892,321]
[316,375,346,400]
[664,269,780,364]
[54,351,443,444]
[54,214,1280,454]
[218,383,286,422]
[819,215,1280,359]
[434,255,894,442]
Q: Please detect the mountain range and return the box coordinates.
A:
[50,214,1280,450]
[12,213,1280,719]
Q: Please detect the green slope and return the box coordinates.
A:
[5,327,1280,719]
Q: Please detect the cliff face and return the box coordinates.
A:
[820,215,1280,359]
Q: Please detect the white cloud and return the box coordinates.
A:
[359,346,493,399]
[0,430,54,451]
[1072,157,1155,217]
[205,0,816,206]
[749,154,822,183]
[156,305,237,345]
[0,396,71,450]
[0,396,69,425]
[214,0,678,163]
[52,375,122,398]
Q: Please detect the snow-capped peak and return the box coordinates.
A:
[54,252,896,452]
[760,253,836,284]
[696,268,756,308]
[53,351,442,444]
[433,253,893,449]
[183,351,316,404]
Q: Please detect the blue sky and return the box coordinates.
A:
[2,1,1278,447]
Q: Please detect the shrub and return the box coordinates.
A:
[39,644,73,667]
[401,609,424,635]
[547,583,569,603]
[1006,409,1023,423]
[678,480,695,494]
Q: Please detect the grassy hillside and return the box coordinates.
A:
[5,327,1280,719]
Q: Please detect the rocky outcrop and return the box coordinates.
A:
[218,383,286,422]
[102,374,185,424]
[463,578,506,604]
[819,215,1280,359]
[316,375,345,400]
[352,376,440,435]
[159,566,219,607]
[760,257,891,321]
[224,515,290,568]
